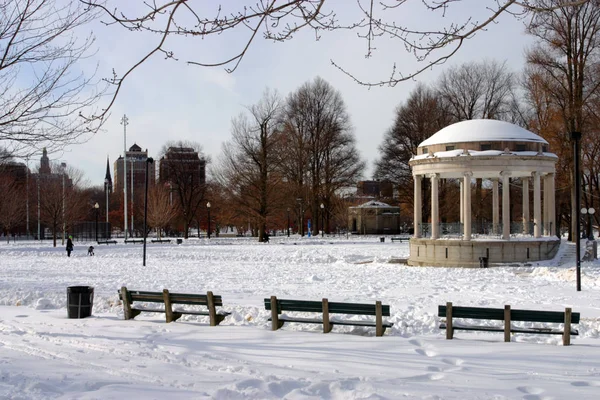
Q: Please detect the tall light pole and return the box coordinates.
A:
[131,158,134,236]
[287,207,290,237]
[94,203,99,242]
[207,202,211,239]
[297,197,303,237]
[572,131,582,291]
[61,163,66,246]
[121,114,129,240]
[320,203,325,237]
[104,178,110,239]
[143,157,154,266]
[37,174,41,241]
[25,157,30,239]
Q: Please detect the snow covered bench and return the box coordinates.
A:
[151,239,171,243]
[438,302,579,345]
[119,287,230,325]
[97,240,117,245]
[264,296,393,337]
[391,237,410,243]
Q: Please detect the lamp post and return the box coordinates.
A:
[207,202,211,239]
[287,207,290,237]
[572,131,582,291]
[320,203,325,237]
[581,207,595,240]
[121,114,129,241]
[94,203,99,242]
[297,198,303,237]
[104,179,109,239]
[143,157,154,266]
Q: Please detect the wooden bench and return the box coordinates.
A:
[438,302,580,345]
[119,286,230,325]
[151,239,171,243]
[97,240,117,245]
[391,237,410,243]
[125,239,144,244]
[264,296,393,336]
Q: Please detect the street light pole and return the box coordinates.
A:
[94,203,99,242]
[121,114,129,240]
[207,202,211,239]
[572,131,582,291]
[320,203,325,237]
[287,207,290,237]
[143,157,154,266]
[105,179,109,239]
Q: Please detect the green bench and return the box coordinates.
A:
[391,237,410,243]
[119,286,230,325]
[439,302,580,345]
[97,240,117,245]
[264,296,393,337]
[151,239,171,243]
[124,239,144,244]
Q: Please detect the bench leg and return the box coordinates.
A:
[563,308,572,346]
[121,287,140,320]
[504,305,511,343]
[163,289,175,323]
[446,302,454,339]
[270,296,284,330]
[322,298,332,333]
[207,291,218,326]
[375,301,384,337]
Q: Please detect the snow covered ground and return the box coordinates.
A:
[1,236,600,399]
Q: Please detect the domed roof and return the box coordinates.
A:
[419,119,548,148]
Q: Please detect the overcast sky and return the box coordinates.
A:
[46,1,534,187]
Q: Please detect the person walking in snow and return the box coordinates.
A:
[66,236,74,257]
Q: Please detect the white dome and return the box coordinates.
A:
[419,119,548,148]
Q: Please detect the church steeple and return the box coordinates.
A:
[40,147,51,174]
[104,156,113,194]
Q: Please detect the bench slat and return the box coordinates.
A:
[272,316,394,328]
[264,299,390,316]
[438,305,580,324]
[439,323,578,336]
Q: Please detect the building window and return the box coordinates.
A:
[445,145,455,151]
[480,144,492,151]
[422,147,428,154]
[542,145,548,152]
[515,144,527,151]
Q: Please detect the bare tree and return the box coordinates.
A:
[282,77,364,235]
[525,0,600,239]
[437,60,517,121]
[0,0,106,158]
[147,183,177,239]
[80,0,593,92]
[159,141,207,239]
[0,175,25,241]
[217,89,284,242]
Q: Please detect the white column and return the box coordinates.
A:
[522,178,530,234]
[492,178,499,234]
[533,172,542,238]
[431,174,439,240]
[414,175,422,238]
[459,179,464,225]
[463,172,472,241]
[548,173,556,237]
[502,171,511,240]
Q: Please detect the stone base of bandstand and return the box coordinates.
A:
[407,238,561,267]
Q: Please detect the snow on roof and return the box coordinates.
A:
[419,119,548,148]
[356,200,394,208]
[411,149,558,161]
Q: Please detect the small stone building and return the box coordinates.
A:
[349,200,401,234]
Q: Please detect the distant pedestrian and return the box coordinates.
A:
[66,236,74,257]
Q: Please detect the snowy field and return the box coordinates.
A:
[1,236,600,399]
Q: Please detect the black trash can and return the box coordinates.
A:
[67,286,94,318]
[479,257,488,268]
[176,238,183,245]
[380,237,385,243]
